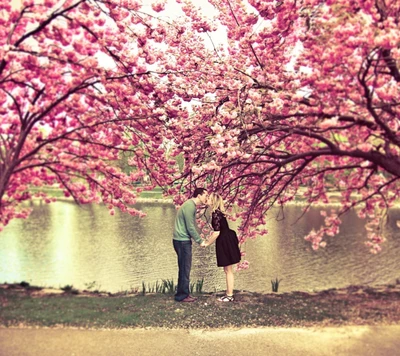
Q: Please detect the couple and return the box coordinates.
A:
[172,188,241,303]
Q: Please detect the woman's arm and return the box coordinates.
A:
[201,231,220,247]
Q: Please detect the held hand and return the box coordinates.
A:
[200,241,208,247]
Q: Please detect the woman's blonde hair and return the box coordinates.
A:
[208,192,226,213]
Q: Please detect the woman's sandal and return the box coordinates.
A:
[217,295,234,302]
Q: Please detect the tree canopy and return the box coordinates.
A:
[0,0,196,227]
[162,0,400,254]
[1,0,399,256]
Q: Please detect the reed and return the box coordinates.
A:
[162,279,176,294]
[84,281,103,294]
[195,277,204,293]
[271,278,282,293]
[142,278,204,295]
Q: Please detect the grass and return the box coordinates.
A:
[60,285,79,294]
[271,278,282,293]
[1,282,400,329]
[140,278,203,295]
[30,186,167,200]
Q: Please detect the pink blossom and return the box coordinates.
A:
[151,0,166,13]
[357,143,372,152]
[235,260,250,272]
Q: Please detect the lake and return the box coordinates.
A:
[0,199,399,293]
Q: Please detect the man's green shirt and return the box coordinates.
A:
[173,199,202,244]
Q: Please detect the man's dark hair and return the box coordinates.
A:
[192,188,207,198]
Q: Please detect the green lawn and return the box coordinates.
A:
[1,283,399,329]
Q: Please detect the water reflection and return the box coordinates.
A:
[0,200,399,293]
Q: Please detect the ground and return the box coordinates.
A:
[1,282,399,329]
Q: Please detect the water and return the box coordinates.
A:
[1,200,399,293]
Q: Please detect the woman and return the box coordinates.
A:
[201,192,241,302]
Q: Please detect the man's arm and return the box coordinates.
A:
[183,202,203,244]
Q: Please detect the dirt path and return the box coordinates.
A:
[1,325,400,356]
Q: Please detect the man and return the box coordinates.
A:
[173,188,208,302]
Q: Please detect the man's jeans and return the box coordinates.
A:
[173,239,192,301]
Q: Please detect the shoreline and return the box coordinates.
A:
[2,280,400,298]
[30,194,400,208]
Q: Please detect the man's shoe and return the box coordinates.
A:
[180,296,196,302]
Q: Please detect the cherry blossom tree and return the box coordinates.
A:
[2,0,399,258]
[162,0,400,254]
[0,0,217,230]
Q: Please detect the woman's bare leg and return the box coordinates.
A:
[224,265,234,296]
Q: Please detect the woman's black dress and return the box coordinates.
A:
[211,209,241,267]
